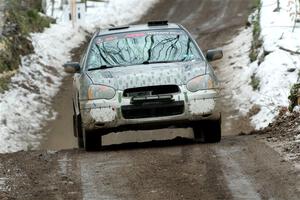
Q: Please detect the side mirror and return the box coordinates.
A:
[63,62,80,73]
[206,49,223,62]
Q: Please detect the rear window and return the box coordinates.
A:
[86,29,203,70]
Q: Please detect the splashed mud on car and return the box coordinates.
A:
[65,22,223,150]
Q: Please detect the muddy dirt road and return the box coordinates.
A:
[1,0,300,199]
[1,136,300,199]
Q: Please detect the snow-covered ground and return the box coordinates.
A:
[218,0,300,166]
[0,0,158,153]
[220,0,300,130]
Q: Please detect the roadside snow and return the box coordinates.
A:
[217,27,253,114]
[221,0,300,130]
[0,0,158,153]
[252,0,300,128]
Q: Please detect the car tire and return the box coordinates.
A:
[73,114,84,148]
[192,122,205,143]
[83,129,102,151]
[77,136,84,149]
[193,118,221,143]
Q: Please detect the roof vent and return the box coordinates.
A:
[108,26,130,31]
[148,20,168,26]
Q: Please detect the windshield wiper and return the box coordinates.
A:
[142,60,182,65]
[88,65,116,71]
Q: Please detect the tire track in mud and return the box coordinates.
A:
[77,136,300,200]
[78,143,232,200]
[215,136,300,200]
[0,151,82,200]
[1,137,300,199]
[217,148,262,199]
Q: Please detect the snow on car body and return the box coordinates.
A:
[64,21,223,150]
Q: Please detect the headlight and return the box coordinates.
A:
[186,74,217,92]
[87,85,116,100]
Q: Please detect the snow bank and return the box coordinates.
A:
[0,0,158,153]
[251,0,300,129]
[221,0,300,130]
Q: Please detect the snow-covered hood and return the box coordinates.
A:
[85,61,207,90]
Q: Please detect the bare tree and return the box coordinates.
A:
[60,0,69,10]
[51,0,55,16]
[41,0,47,13]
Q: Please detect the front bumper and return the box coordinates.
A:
[80,87,220,132]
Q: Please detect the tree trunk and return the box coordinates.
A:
[51,0,54,16]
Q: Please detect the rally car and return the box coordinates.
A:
[64,21,223,150]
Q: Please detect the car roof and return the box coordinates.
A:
[98,22,182,36]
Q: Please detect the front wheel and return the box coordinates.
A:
[193,118,221,143]
[83,129,102,151]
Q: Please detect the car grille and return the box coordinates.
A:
[121,101,184,119]
[123,85,180,97]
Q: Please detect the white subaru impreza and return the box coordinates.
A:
[64,21,223,151]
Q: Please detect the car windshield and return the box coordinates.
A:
[86,29,203,70]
